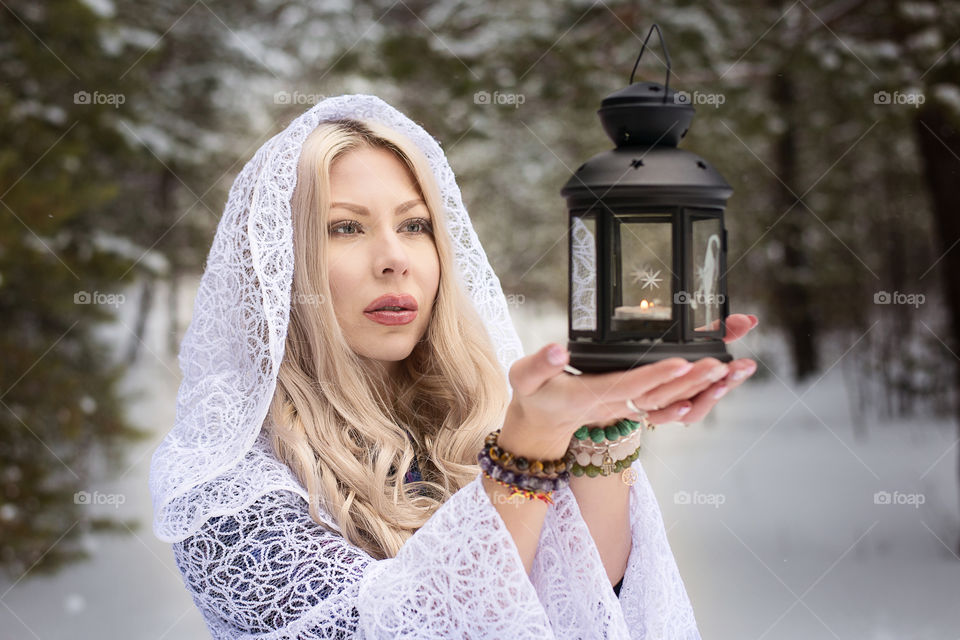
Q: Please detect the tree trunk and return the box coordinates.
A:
[125,273,155,365]
[913,101,960,556]
[769,69,820,380]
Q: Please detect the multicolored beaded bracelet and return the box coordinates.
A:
[477,449,571,493]
[483,429,575,478]
[569,444,642,477]
[568,417,646,477]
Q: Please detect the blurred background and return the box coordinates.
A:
[1,0,959,637]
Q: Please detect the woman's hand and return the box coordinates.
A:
[499,346,697,459]
[644,313,759,425]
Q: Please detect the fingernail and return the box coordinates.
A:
[671,362,695,378]
[748,314,759,326]
[712,384,728,399]
[547,346,567,366]
[704,365,728,382]
[731,365,756,381]
[677,404,692,416]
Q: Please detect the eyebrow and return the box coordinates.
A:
[329,199,426,216]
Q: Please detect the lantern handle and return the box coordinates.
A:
[629,23,672,103]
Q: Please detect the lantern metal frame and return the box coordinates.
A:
[563,24,734,373]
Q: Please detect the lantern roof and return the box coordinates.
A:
[561,144,732,206]
[598,81,695,148]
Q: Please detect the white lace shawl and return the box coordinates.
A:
[173,460,700,639]
[150,94,701,638]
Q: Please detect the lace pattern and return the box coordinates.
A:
[172,460,701,639]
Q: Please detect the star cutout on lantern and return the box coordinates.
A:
[630,264,663,290]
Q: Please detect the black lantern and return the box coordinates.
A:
[564,25,733,373]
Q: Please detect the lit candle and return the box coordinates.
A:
[614,299,672,321]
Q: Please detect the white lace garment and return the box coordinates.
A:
[172,455,701,639]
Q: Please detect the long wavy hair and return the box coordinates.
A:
[267,118,509,560]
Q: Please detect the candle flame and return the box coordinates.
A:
[640,299,650,310]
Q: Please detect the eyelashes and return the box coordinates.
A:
[328,217,434,236]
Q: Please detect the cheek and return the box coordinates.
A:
[424,249,440,298]
[326,256,358,311]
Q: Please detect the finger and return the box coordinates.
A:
[509,343,569,397]
[646,400,693,424]
[724,359,757,388]
[636,358,728,410]
[679,382,726,423]
[576,357,694,408]
[722,314,758,343]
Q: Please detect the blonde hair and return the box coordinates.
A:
[268,118,509,559]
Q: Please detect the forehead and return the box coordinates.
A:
[329,146,419,191]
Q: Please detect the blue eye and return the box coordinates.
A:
[328,218,433,236]
[404,218,434,234]
[330,221,360,235]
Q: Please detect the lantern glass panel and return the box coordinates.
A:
[612,217,673,331]
[688,215,724,334]
[570,215,598,332]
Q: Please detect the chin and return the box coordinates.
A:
[356,340,417,364]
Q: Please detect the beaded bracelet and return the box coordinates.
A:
[477,449,570,493]
[568,417,646,477]
[571,417,643,446]
[570,442,642,477]
[483,429,575,479]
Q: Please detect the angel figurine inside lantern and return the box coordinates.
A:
[565,25,733,373]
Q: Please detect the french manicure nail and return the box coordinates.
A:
[671,362,695,378]
[713,384,728,399]
[547,346,567,366]
[704,365,728,382]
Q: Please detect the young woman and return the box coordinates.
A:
[149,95,757,639]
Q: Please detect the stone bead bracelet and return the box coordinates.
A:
[477,448,571,493]
[483,429,575,478]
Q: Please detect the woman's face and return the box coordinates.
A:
[326,146,440,377]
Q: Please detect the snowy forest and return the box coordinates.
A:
[2,0,959,637]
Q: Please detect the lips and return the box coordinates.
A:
[364,293,419,313]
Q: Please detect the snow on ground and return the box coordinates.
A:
[0,290,957,639]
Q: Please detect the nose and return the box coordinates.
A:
[371,229,410,277]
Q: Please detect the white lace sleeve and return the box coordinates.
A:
[172,476,558,639]
[530,460,702,639]
[172,490,371,639]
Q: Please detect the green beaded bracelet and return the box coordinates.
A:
[573,418,640,445]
